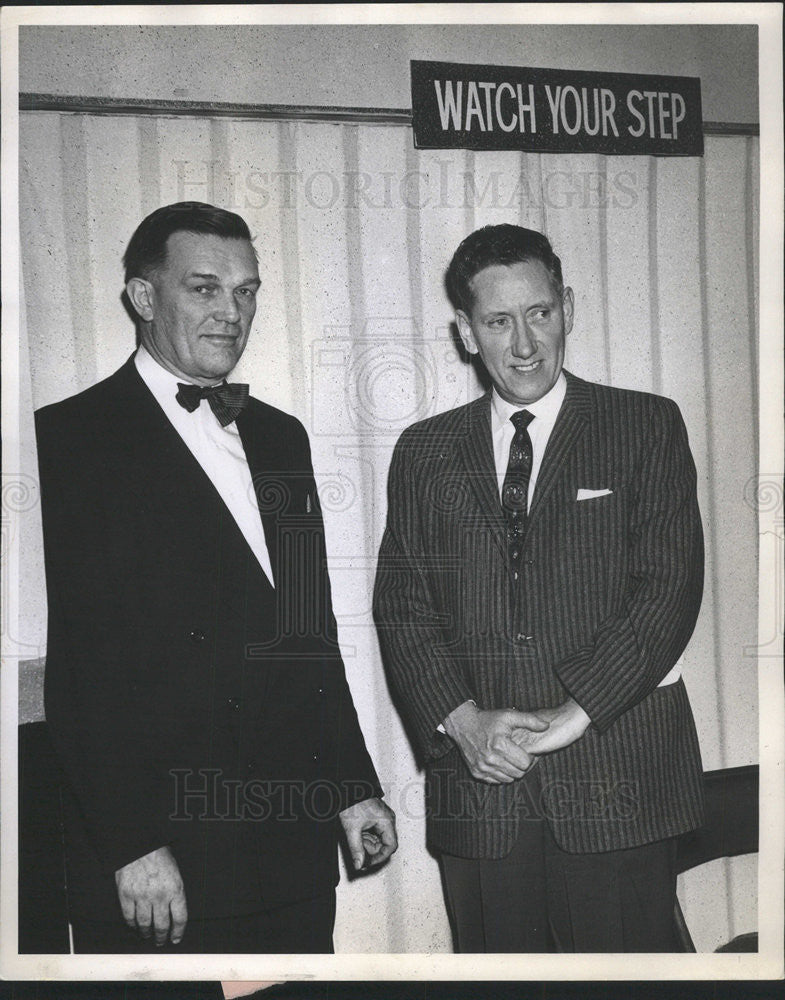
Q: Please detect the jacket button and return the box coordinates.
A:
[189,629,206,643]
[246,760,257,773]
[227,697,240,711]
[516,632,534,642]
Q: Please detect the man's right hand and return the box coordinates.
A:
[115,846,187,946]
[443,701,550,784]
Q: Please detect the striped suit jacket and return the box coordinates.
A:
[374,371,705,858]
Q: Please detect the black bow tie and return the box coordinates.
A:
[175,382,250,427]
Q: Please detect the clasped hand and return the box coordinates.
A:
[444,698,592,785]
[509,697,591,756]
[443,702,549,784]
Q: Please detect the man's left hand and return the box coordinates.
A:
[511,697,591,755]
[339,797,398,871]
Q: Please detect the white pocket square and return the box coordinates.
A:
[576,488,613,501]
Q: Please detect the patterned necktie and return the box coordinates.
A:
[175,382,250,427]
[502,409,534,570]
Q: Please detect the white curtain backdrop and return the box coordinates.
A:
[17,111,759,952]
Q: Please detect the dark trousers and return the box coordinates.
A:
[440,779,678,953]
[71,892,336,954]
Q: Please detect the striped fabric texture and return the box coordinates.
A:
[374,371,705,858]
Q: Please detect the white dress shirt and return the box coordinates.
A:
[135,345,275,587]
[491,371,567,509]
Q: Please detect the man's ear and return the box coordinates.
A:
[455,310,479,355]
[125,277,155,323]
[562,287,575,336]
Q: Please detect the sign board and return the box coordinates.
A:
[411,60,703,155]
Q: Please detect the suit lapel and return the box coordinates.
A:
[456,393,508,561]
[235,408,282,585]
[454,374,594,567]
[114,358,275,586]
[111,358,217,521]
[527,371,592,526]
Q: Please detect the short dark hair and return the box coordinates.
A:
[123,202,254,283]
[445,224,564,314]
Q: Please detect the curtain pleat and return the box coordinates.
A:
[18,112,759,952]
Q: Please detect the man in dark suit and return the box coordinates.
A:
[373,224,704,953]
[35,201,396,954]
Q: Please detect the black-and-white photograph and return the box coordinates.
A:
[1,3,782,989]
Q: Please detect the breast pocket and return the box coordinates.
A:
[549,486,629,618]
[572,487,626,549]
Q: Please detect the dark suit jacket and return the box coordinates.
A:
[35,356,380,921]
[374,371,705,859]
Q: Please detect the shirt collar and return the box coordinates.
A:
[135,343,235,395]
[135,343,194,398]
[491,370,567,430]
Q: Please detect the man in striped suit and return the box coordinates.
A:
[374,224,704,952]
